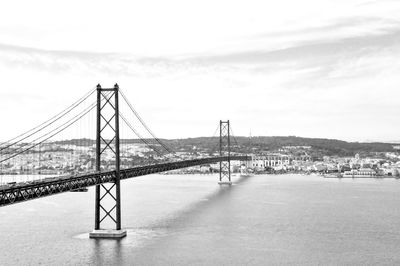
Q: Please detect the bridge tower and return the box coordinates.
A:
[89,84,127,239]
[219,120,231,185]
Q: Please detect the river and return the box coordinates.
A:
[1,174,400,265]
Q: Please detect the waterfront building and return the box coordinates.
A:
[245,154,311,170]
[343,168,377,178]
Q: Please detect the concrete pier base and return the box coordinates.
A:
[89,229,127,239]
[218,181,232,185]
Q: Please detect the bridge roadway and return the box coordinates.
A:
[0,155,249,207]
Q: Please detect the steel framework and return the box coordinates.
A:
[219,120,231,183]
[94,84,122,231]
[0,156,249,207]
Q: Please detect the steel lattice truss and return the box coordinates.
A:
[95,84,122,230]
[219,121,231,182]
[0,156,249,207]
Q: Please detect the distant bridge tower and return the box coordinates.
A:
[89,84,127,239]
[219,120,231,185]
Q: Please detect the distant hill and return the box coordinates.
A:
[51,136,396,157]
[233,136,395,156]
[163,136,395,157]
[52,138,95,146]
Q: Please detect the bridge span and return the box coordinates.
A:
[0,84,250,238]
[0,155,249,207]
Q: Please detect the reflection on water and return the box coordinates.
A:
[1,174,400,265]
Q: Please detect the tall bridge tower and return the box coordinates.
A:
[219,120,231,185]
[89,84,127,239]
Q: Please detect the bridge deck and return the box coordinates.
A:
[0,156,249,207]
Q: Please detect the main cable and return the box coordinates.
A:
[0,87,96,152]
[3,100,97,157]
[209,123,222,155]
[0,92,110,163]
[229,125,240,151]
[0,100,97,164]
[119,112,165,157]
[119,89,174,154]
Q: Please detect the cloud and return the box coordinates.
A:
[254,16,399,38]
[0,42,210,79]
[1,13,400,83]
[1,1,400,141]
[185,28,400,65]
[0,43,118,73]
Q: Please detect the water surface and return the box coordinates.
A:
[1,174,400,265]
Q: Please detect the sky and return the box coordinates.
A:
[0,0,400,142]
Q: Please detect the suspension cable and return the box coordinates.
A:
[0,91,110,163]
[119,89,174,154]
[209,123,222,155]
[119,112,165,157]
[0,87,96,152]
[2,100,97,157]
[229,125,240,150]
[0,100,98,164]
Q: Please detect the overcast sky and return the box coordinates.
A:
[1,0,400,142]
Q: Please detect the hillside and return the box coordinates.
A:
[163,136,395,157]
[52,136,396,158]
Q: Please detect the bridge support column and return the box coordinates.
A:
[89,83,126,239]
[218,120,232,185]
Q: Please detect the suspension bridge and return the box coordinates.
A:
[0,84,250,238]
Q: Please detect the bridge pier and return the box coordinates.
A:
[89,229,127,239]
[218,120,232,185]
[89,84,126,239]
